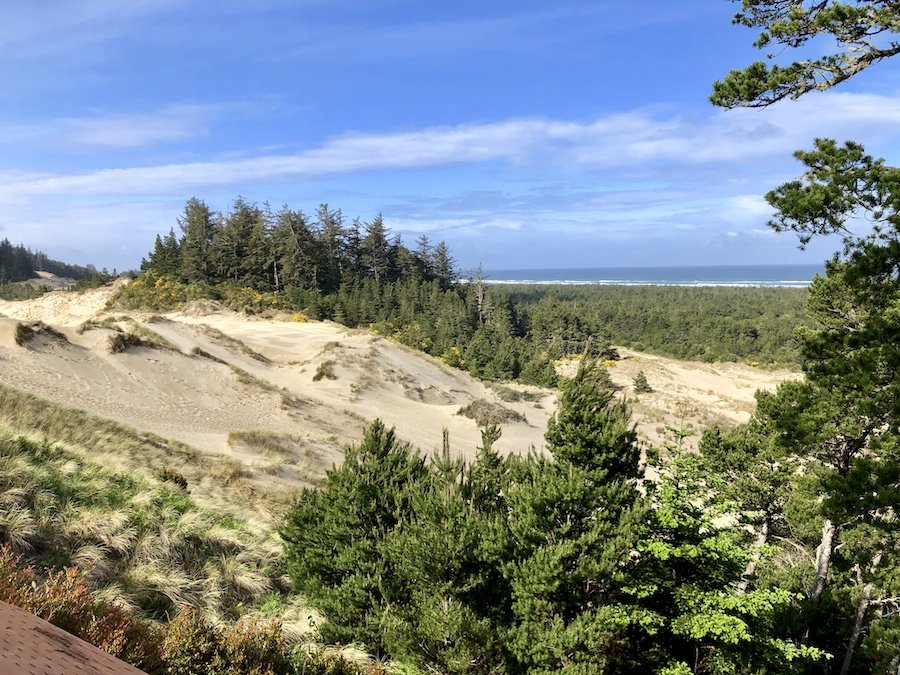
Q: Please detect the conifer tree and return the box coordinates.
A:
[503,361,645,671]
[280,421,427,648]
[632,370,652,394]
[178,197,216,284]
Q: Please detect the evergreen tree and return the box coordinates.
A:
[432,241,456,291]
[711,1,900,108]
[140,228,180,276]
[178,197,216,284]
[315,204,346,293]
[360,214,391,285]
[271,206,318,291]
[503,361,645,671]
[280,421,427,649]
[632,370,652,394]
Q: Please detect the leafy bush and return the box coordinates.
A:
[312,360,337,382]
[456,398,526,427]
[108,331,146,353]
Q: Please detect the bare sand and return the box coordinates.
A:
[0,282,800,483]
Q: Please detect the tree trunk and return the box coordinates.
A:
[737,517,769,593]
[809,519,835,602]
[839,551,883,675]
[802,519,836,646]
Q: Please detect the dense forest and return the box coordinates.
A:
[131,197,809,388]
[0,238,99,283]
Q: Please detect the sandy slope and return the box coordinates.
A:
[0,283,800,481]
[588,349,799,451]
[0,286,555,485]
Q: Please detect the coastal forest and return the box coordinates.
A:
[127,198,809,384]
[1,1,899,674]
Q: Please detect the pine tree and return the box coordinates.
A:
[503,360,645,671]
[632,370,652,394]
[178,197,215,284]
[281,420,427,648]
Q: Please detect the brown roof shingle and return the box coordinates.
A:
[0,602,147,675]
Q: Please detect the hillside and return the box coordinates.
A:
[0,284,554,499]
[0,283,798,480]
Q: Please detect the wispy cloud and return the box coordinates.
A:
[2,89,899,201]
[61,104,217,147]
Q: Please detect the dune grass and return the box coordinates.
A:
[0,428,294,625]
[14,321,69,346]
[0,383,297,521]
[228,430,327,487]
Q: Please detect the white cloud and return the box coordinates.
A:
[62,104,215,147]
[1,88,898,201]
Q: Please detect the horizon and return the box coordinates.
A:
[3,2,899,271]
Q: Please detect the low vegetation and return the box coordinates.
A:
[0,548,386,674]
[456,398,526,427]
[108,331,148,353]
[313,360,337,382]
[0,429,284,623]
[13,321,68,347]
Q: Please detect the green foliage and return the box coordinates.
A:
[456,398,526,427]
[711,1,900,108]
[633,370,652,394]
[545,361,636,477]
[0,237,98,283]
[281,368,816,673]
[281,421,427,648]
[128,199,804,395]
[0,282,50,300]
[506,284,808,365]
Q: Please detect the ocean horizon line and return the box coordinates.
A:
[479,263,823,288]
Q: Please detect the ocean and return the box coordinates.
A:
[482,264,824,288]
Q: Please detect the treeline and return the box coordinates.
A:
[141,197,456,293]
[132,198,807,386]
[135,197,565,385]
[0,238,99,283]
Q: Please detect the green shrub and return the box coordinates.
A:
[108,331,146,353]
[456,398,526,427]
[313,360,337,382]
[633,370,653,394]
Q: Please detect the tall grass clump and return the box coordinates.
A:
[0,548,385,674]
[0,429,284,623]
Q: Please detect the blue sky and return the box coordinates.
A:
[2,1,900,271]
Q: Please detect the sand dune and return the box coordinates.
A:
[0,287,555,486]
[0,283,799,484]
